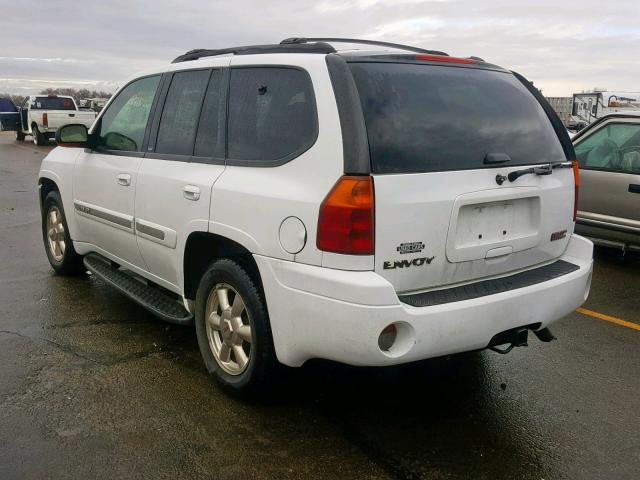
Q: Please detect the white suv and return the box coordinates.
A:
[39,38,593,394]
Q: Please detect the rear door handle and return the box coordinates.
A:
[629,184,640,194]
[117,173,131,186]
[183,185,200,201]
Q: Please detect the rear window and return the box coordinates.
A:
[349,63,565,173]
[0,98,16,112]
[33,97,76,110]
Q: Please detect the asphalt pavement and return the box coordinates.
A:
[0,131,638,480]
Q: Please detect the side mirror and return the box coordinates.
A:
[56,124,89,147]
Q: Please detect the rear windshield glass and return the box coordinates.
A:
[0,98,16,112]
[349,63,565,173]
[33,97,76,110]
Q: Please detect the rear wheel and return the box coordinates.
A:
[32,124,46,146]
[42,191,85,275]
[195,258,278,395]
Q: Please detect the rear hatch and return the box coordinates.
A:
[348,59,574,294]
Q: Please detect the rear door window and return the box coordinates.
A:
[155,69,210,156]
[194,69,224,158]
[227,67,317,164]
[349,62,565,173]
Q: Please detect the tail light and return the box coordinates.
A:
[42,112,48,128]
[572,160,580,221]
[317,176,374,255]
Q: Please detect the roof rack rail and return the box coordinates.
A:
[172,42,336,63]
[280,37,448,56]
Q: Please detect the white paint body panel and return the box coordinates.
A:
[135,158,225,290]
[72,150,147,269]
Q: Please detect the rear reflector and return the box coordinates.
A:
[415,54,475,64]
[317,176,374,255]
[572,160,580,221]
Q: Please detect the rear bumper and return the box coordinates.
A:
[255,235,593,367]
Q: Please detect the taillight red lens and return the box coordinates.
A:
[317,176,374,255]
[42,112,48,127]
[572,160,580,221]
[415,54,475,64]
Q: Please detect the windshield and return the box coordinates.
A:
[33,97,76,110]
[349,62,565,174]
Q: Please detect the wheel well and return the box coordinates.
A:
[39,177,58,208]
[183,232,262,301]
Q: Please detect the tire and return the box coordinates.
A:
[42,191,85,276]
[195,258,278,395]
[16,129,25,141]
[32,124,46,146]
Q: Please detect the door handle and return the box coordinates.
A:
[183,185,200,201]
[629,184,640,194]
[117,173,131,186]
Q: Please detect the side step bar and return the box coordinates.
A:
[83,253,193,326]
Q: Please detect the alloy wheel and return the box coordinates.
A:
[46,206,66,262]
[205,283,253,375]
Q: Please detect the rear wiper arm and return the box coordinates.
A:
[508,165,553,183]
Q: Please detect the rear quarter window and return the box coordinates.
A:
[227,67,317,165]
[349,63,565,173]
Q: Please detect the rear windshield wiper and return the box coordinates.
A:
[507,162,572,183]
[507,165,552,182]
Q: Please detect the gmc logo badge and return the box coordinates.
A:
[383,256,435,270]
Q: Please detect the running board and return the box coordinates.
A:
[83,253,193,326]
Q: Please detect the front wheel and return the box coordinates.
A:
[195,258,278,395]
[42,191,85,275]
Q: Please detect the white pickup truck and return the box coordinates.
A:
[16,95,96,145]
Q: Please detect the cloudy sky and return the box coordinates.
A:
[1,0,639,97]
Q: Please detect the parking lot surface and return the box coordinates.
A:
[1,132,639,480]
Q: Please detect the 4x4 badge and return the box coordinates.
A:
[383,256,435,270]
[396,242,424,254]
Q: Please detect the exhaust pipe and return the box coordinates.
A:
[487,324,556,355]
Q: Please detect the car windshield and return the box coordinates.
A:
[33,97,76,110]
[349,62,565,174]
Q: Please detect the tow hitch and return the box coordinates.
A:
[487,325,556,354]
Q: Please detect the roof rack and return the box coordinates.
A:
[172,42,336,63]
[280,37,449,56]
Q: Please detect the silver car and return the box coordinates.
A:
[573,112,640,251]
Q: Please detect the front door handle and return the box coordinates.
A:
[117,173,131,186]
[629,184,640,194]
[183,185,200,201]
